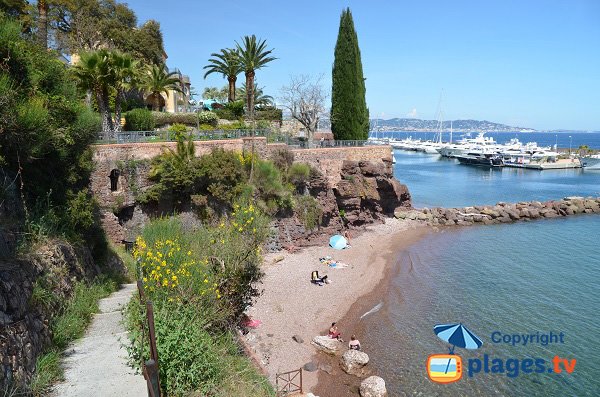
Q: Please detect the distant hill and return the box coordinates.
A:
[370,118,536,132]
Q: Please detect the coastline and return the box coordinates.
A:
[242,217,431,395]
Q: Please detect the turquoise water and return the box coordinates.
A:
[360,151,600,396]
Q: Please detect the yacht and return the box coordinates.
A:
[456,150,504,167]
[580,154,600,170]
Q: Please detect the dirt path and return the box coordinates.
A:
[52,283,146,397]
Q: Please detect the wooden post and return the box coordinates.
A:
[299,368,303,393]
[145,359,160,397]
[146,301,161,394]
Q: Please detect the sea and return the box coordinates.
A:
[358,140,600,396]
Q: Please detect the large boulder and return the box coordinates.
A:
[341,349,369,375]
[311,336,342,355]
[360,376,387,397]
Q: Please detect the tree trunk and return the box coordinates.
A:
[228,76,236,102]
[97,88,114,140]
[114,91,123,133]
[153,93,160,112]
[246,71,255,120]
[37,0,48,49]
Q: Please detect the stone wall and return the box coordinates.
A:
[0,242,109,390]
[90,139,400,244]
[395,196,600,226]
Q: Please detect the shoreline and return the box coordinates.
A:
[242,217,431,395]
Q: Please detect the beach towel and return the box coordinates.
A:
[242,318,262,328]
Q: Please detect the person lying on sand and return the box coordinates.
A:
[328,322,343,341]
[349,335,361,350]
[343,230,352,247]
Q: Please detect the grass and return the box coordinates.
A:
[29,277,119,396]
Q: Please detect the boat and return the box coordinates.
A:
[456,151,504,167]
[580,154,600,170]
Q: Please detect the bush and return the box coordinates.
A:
[226,100,245,118]
[198,111,218,127]
[254,107,282,122]
[196,149,246,204]
[271,149,294,174]
[125,108,155,131]
[288,163,311,191]
[168,123,188,133]
[294,195,322,230]
[152,111,198,127]
[254,160,293,213]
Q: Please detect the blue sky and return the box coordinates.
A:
[125,0,600,130]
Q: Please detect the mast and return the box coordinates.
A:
[450,120,453,143]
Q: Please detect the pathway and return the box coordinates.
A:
[52,283,146,397]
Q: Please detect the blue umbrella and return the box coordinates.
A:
[434,323,483,375]
[434,323,483,353]
[329,235,347,250]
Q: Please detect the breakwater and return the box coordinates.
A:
[395,196,600,226]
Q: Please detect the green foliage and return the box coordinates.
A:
[253,160,293,213]
[215,100,245,120]
[254,106,282,122]
[331,8,369,140]
[198,111,219,127]
[124,213,274,396]
[271,149,294,173]
[140,64,182,111]
[0,14,106,255]
[30,351,61,397]
[288,163,311,189]
[196,149,246,204]
[125,108,155,131]
[168,123,188,133]
[152,111,198,127]
[295,195,322,230]
[203,48,243,103]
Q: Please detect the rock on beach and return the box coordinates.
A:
[360,375,387,397]
[341,349,369,375]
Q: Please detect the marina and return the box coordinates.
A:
[368,131,599,170]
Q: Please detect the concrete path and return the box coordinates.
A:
[52,283,147,397]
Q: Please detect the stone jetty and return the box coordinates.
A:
[395,196,600,226]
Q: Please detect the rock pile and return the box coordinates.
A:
[395,196,600,226]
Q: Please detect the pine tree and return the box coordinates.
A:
[331,8,369,140]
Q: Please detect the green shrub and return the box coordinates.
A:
[254,107,282,122]
[125,108,155,131]
[198,111,218,127]
[225,100,245,118]
[288,163,311,190]
[254,160,293,212]
[294,195,322,230]
[197,149,246,204]
[152,111,198,127]
[169,123,188,133]
[271,149,294,173]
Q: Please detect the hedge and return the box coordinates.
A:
[125,109,155,131]
[152,111,198,127]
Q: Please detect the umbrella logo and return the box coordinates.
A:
[427,323,483,384]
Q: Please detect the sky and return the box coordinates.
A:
[123,0,600,131]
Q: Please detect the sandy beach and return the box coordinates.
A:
[242,217,430,395]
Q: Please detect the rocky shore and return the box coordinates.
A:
[395,196,600,226]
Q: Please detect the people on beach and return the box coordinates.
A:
[329,322,342,340]
[349,335,361,350]
[311,270,328,286]
[343,230,351,247]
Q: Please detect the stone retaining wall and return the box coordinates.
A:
[395,196,600,226]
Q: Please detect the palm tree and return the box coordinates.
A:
[140,64,182,111]
[37,0,48,48]
[109,51,138,132]
[202,86,228,102]
[237,83,274,108]
[203,48,243,102]
[72,50,113,135]
[235,35,276,120]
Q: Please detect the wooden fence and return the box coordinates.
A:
[275,368,303,396]
[136,280,162,397]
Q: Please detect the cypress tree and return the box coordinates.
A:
[331,8,369,140]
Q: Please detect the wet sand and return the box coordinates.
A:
[242,218,431,395]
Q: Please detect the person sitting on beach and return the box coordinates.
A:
[311,270,328,286]
[343,230,352,247]
[349,335,361,351]
[328,322,342,341]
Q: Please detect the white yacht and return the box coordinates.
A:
[580,154,600,170]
